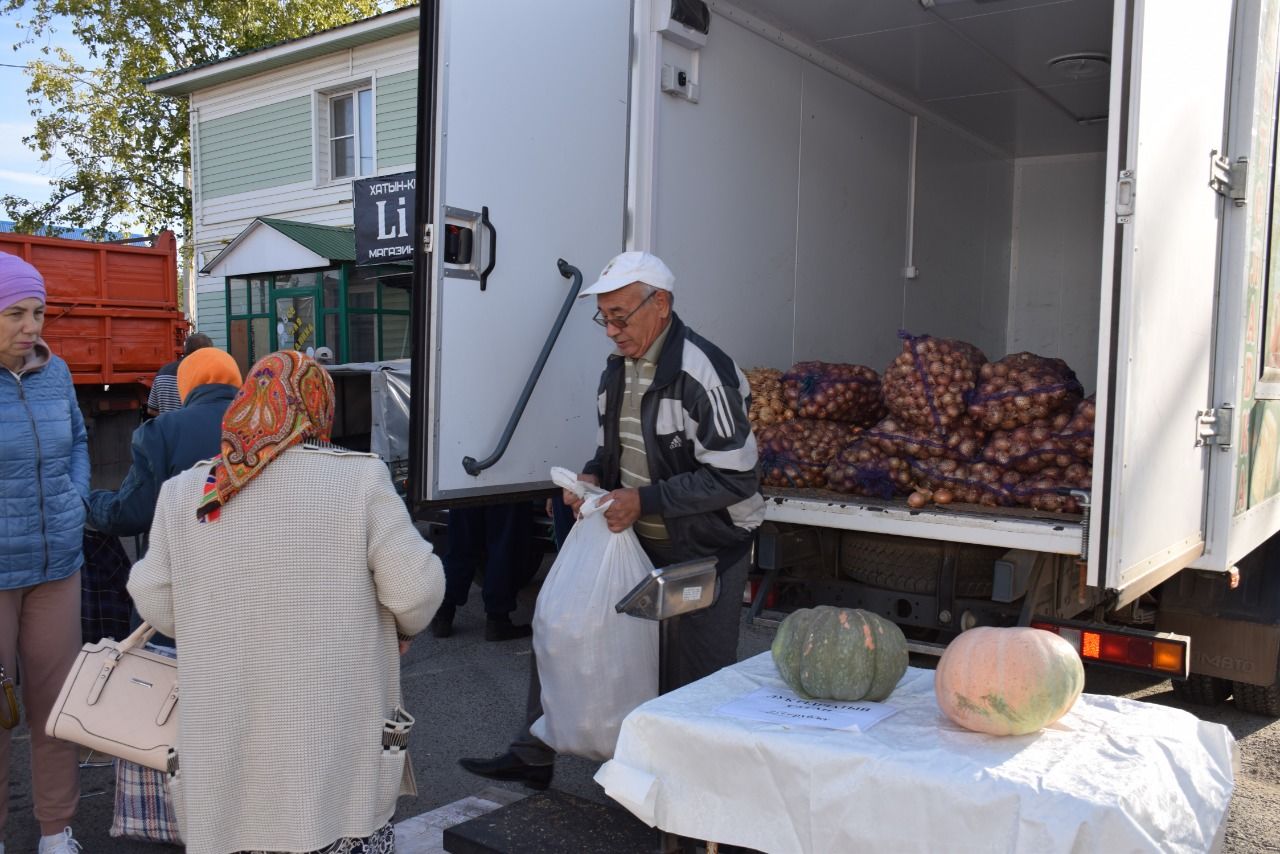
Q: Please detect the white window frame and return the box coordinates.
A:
[315,80,377,186]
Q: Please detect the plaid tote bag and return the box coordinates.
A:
[110,758,183,844]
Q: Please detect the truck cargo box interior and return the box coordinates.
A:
[655,0,1113,393]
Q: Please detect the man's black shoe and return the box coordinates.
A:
[459,752,553,790]
[485,617,533,642]
[430,608,455,639]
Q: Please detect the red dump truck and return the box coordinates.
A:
[0,230,188,487]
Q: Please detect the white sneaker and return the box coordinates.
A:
[37,828,81,854]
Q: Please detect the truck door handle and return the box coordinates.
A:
[462,258,583,476]
[440,206,495,287]
[479,206,496,291]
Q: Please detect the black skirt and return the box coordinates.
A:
[239,822,394,854]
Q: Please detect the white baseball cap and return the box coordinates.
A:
[580,251,675,297]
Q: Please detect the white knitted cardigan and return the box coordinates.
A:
[129,447,445,854]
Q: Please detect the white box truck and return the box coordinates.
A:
[407,0,1280,714]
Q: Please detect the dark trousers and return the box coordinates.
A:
[549,492,576,548]
[442,502,534,618]
[510,538,752,765]
[80,530,133,644]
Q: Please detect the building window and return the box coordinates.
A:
[328,87,374,180]
[347,266,412,361]
[226,264,410,371]
[226,277,272,378]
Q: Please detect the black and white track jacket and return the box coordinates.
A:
[583,313,765,562]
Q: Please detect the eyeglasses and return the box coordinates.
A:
[593,290,657,329]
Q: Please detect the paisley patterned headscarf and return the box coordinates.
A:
[197,350,334,521]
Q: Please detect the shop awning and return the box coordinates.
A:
[200,217,356,277]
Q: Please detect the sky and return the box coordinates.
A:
[0,10,92,214]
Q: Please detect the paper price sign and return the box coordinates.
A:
[715,686,899,732]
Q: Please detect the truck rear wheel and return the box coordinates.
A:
[838,533,1003,598]
[1171,674,1231,706]
[1233,678,1280,717]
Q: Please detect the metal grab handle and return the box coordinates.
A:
[462,258,583,476]
[479,206,496,291]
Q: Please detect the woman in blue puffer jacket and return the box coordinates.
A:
[0,252,88,854]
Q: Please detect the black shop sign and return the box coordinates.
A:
[354,171,416,266]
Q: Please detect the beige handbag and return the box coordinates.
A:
[46,623,178,772]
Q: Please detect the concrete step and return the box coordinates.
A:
[394,787,525,854]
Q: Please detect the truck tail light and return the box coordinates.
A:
[1031,618,1189,679]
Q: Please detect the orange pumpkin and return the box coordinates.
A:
[934,626,1084,736]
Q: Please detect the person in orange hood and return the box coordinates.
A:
[88,347,242,539]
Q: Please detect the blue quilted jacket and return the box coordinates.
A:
[0,344,89,590]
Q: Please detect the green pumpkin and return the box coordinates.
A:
[771,606,908,701]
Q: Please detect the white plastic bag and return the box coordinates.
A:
[530,467,658,760]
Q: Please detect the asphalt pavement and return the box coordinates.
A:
[6,574,1280,852]
[1,564,776,853]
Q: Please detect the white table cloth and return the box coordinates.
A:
[596,652,1236,853]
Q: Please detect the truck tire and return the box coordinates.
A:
[838,533,1001,598]
[1171,674,1231,706]
[1233,679,1280,717]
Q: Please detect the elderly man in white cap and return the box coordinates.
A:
[459,251,764,789]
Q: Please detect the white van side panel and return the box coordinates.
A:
[1008,154,1108,393]
[650,10,1015,374]
[905,124,1013,362]
[793,65,912,370]
[650,15,805,371]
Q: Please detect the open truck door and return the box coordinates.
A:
[1197,1,1280,574]
[1091,0,1236,603]
[408,1,631,505]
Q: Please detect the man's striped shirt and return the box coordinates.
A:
[147,366,182,414]
[618,324,671,543]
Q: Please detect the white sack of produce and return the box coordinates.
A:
[531,467,658,761]
[782,361,885,426]
[968,352,1083,430]
[757,419,860,489]
[882,332,987,432]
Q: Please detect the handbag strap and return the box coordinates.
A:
[86,622,164,708]
[0,665,17,730]
[115,622,158,657]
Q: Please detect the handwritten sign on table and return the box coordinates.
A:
[715,686,900,732]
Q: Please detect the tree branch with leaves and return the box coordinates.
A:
[4,0,411,238]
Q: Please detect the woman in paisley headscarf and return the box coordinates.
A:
[129,350,444,854]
